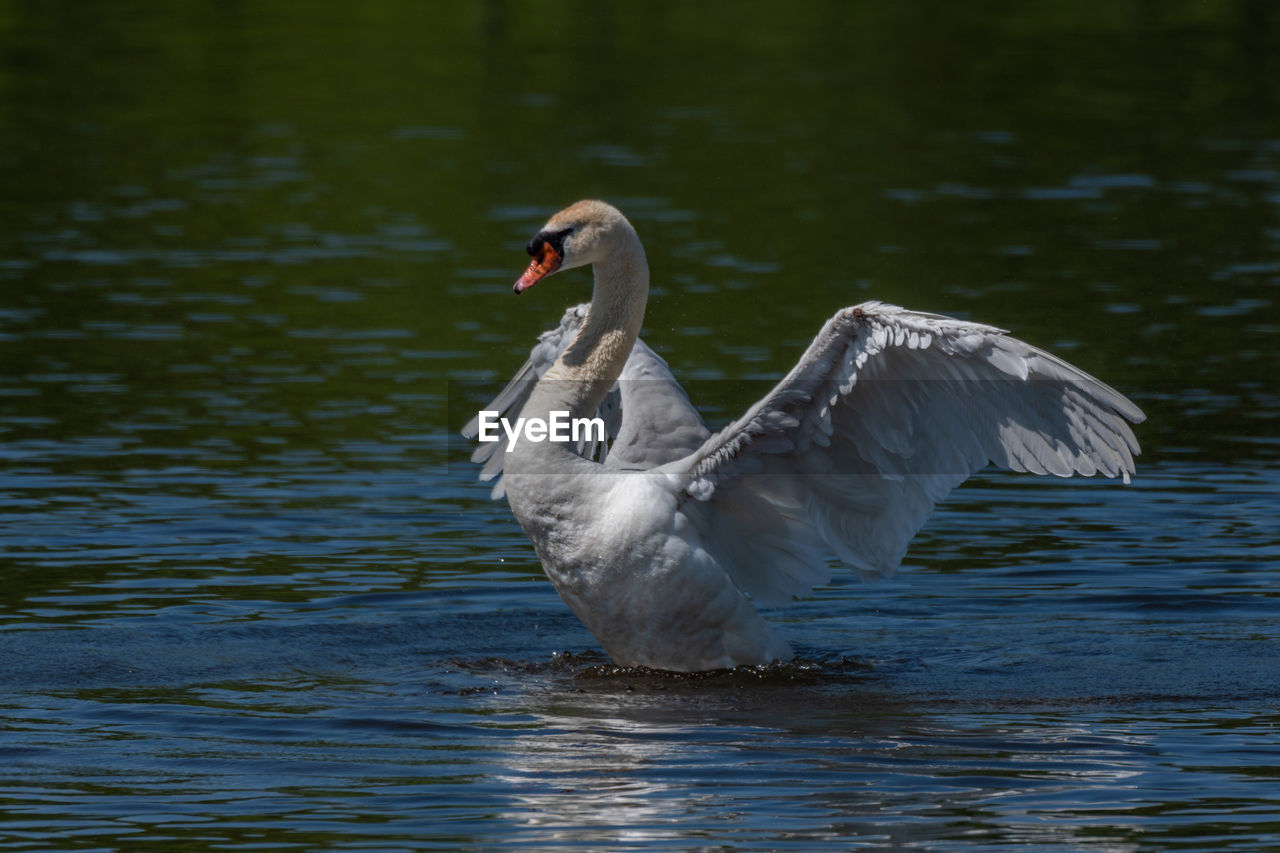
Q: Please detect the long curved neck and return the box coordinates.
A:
[532,232,649,419]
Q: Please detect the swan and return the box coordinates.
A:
[463,200,1145,672]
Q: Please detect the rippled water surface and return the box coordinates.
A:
[2,3,1279,850]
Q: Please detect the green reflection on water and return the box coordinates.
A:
[2,1,1275,466]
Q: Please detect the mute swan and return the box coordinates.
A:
[464,200,1144,672]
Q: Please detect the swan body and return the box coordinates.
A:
[464,200,1145,672]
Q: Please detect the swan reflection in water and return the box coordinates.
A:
[480,663,1150,849]
[465,200,1144,673]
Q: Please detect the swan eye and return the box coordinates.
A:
[526,227,574,257]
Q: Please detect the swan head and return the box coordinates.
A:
[513,200,635,294]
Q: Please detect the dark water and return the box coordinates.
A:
[2,2,1279,850]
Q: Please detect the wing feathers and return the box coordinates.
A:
[467,299,1144,608]
[677,302,1144,597]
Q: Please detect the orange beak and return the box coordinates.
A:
[513,242,563,294]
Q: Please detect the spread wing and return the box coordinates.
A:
[671,301,1146,605]
[462,304,710,498]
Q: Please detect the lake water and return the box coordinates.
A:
[2,3,1279,850]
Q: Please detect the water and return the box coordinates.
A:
[2,2,1279,850]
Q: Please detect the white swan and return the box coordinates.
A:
[464,200,1145,672]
